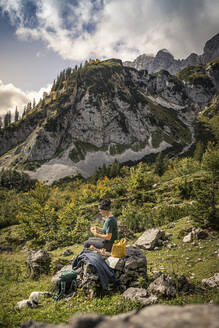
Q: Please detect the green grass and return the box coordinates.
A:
[177,64,214,89]
[146,217,219,281]
[0,217,218,327]
[0,245,139,328]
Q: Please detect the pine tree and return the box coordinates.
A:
[22,105,27,117]
[8,110,11,125]
[192,145,219,228]
[15,106,19,122]
[154,152,168,176]
[33,98,36,109]
[193,141,204,162]
[4,111,11,128]
[0,116,2,129]
[202,146,219,222]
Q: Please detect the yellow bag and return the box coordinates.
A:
[111,238,126,258]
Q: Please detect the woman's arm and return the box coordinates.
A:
[94,231,112,240]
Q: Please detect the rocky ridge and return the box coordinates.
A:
[123,33,219,75]
[0,55,218,183]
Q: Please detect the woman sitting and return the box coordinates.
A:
[84,199,118,252]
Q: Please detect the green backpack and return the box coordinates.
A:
[53,269,78,301]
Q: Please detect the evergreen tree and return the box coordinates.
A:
[154,152,168,176]
[192,145,219,229]
[4,113,10,128]
[109,159,121,178]
[0,116,2,129]
[15,106,19,122]
[202,146,219,221]
[22,105,27,117]
[33,98,36,109]
[51,79,56,92]
[193,141,205,162]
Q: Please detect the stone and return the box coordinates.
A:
[128,304,219,328]
[183,232,193,243]
[149,274,177,297]
[16,300,35,309]
[151,271,162,279]
[148,274,190,297]
[16,291,50,309]
[29,291,50,305]
[62,249,74,256]
[27,250,52,279]
[196,230,209,240]
[51,246,147,296]
[135,229,166,250]
[202,273,219,289]
[123,287,158,305]
[21,304,219,328]
[167,243,176,249]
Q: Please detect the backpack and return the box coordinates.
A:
[53,269,78,301]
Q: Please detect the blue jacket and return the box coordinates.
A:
[72,250,118,290]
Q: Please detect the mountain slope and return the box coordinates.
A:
[0,58,218,183]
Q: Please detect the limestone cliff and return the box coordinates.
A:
[0,58,218,183]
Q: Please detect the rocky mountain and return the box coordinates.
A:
[123,33,219,75]
[0,58,218,183]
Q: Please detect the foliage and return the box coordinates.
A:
[119,202,154,232]
[177,178,194,200]
[0,189,19,228]
[0,169,36,192]
[177,64,214,88]
[150,203,192,226]
[164,157,200,179]
[191,146,219,229]
[154,152,169,176]
[56,200,91,247]
[17,182,59,247]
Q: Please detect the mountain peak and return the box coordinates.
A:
[123,33,219,75]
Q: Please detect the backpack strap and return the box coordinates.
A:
[53,281,67,301]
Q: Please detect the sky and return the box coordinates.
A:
[0,0,219,118]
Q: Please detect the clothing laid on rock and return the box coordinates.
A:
[72,250,118,290]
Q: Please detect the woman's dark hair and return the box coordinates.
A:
[98,199,111,211]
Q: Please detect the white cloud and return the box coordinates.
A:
[1,0,219,62]
[0,80,51,118]
[27,83,52,104]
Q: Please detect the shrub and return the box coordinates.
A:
[119,202,155,232]
[0,189,19,228]
[191,147,219,229]
[0,169,36,191]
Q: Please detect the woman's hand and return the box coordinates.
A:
[90,226,96,235]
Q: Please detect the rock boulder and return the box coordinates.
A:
[123,287,158,305]
[148,274,191,297]
[135,229,166,250]
[21,304,219,328]
[27,250,52,279]
[202,273,219,289]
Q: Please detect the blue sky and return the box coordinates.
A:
[0,0,219,117]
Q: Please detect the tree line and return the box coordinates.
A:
[0,99,37,130]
